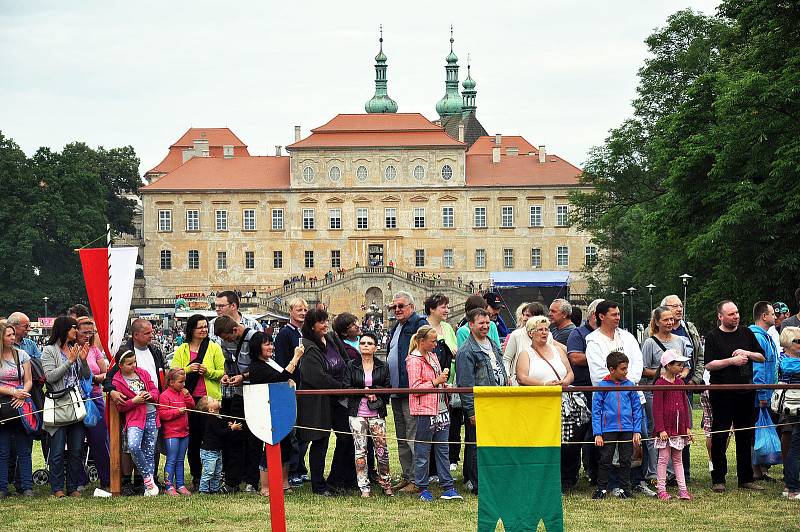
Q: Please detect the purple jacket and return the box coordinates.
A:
[112,367,161,431]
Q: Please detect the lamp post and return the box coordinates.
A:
[620,291,627,330]
[645,284,656,312]
[627,286,637,335]
[43,296,49,319]
[679,274,692,321]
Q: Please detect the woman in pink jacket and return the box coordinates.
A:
[112,349,160,497]
[407,325,462,502]
[158,368,195,495]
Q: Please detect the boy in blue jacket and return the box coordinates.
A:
[592,351,643,499]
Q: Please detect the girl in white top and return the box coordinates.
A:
[516,316,574,387]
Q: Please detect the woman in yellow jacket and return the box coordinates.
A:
[171,314,225,490]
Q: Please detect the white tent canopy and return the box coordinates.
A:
[490,271,570,288]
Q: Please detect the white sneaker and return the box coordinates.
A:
[635,481,657,497]
[93,488,112,498]
[449,463,457,472]
[611,488,622,497]
[464,480,474,492]
[708,460,714,472]
[244,484,256,493]
[429,475,439,483]
[143,477,159,497]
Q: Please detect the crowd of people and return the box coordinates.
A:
[1,287,799,504]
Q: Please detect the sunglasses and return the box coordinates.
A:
[389,303,409,311]
[792,339,800,345]
[359,341,376,346]
[70,324,78,330]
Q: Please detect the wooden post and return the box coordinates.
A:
[266,443,286,532]
[107,400,122,496]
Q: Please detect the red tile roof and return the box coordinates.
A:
[140,156,289,192]
[288,113,464,149]
[146,128,250,175]
[466,153,582,187]
[467,135,538,156]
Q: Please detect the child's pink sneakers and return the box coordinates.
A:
[678,490,692,500]
[177,486,192,496]
[657,491,671,501]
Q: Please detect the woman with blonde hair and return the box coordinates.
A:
[503,302,549,381]
[407,326,462,501]
[515,317,574,387]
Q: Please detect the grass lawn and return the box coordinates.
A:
[2,410,798,531]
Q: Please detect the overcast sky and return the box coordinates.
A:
[1,0,720,176]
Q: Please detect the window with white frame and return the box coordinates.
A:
[385,208,397,229]
[529,205,542,227]
[302,166,315,183]
[188,250,199,270]
[245,251,255,270]
[443,248,454,268]
[243,209,256,231]
[186,210,199,231]
[413,165,425,180]
[302,209,315,230]
[215,210,228,231]
[329,208,341,230]
[531,248,542,268]
[160,250,171,270]
[474,206,487,228]
[356,165,368,182]
[503,248,514,268]
[304,250,314,268]
[501,206,514,228]
[442,206,454,228]
[384,165,397,181]
[441,164,453,180]
[475,249,486,268]
[271,209,284,230]
[217,251,227,270]
[557,246,569,266]
[556,205,570,227]
[415,249,425,267]
[158,210,172,232]
[413,207,425,228]
[331,250,341,269]
[329,166,341,182]
[585,246,598,266]
[273,250,283,269]
[356,208,368,230]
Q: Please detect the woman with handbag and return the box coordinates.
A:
[342,331,392,498]
[0,324,34,497]
[171,314,225,491]
[515,317,582,491]
[41,316,91,497]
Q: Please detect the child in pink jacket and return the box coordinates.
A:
[158,368,195,495]
[112,349,160,496]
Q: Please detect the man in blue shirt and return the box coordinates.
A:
[749,301,779,483]
[8,312,42,359]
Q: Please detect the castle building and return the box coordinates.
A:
[139,32,595,313]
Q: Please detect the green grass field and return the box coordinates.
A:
[2,410,798,531]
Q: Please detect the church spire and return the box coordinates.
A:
[365,25,398,114]
[435,26,463,119]
[461,54,477,114]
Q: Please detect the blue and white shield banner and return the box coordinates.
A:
[243,382,297,445]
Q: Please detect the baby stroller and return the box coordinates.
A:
[32,434,98,486]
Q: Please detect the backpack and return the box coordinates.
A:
[28,356,46,411]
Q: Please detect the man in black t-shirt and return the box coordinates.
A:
[704,300,765,492]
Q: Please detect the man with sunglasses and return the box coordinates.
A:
[386,291,428,493]
[208,290,262,343]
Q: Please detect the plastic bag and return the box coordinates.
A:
[752,407,781,466]
[80,377,101,428]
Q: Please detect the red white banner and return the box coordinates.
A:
[78,247,138,361]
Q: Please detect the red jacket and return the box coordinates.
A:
[407,349,447,416]
[652,376,691,436]
[112,367,161,431]
[158,388,195,438]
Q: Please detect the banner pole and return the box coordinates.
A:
[266,443,287,532]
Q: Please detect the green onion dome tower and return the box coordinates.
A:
[435,26,463,119]
[365,25,398,114]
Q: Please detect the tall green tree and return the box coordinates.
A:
[0,134,140,318]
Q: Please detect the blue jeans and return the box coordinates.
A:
[0,423,32,492]
[127,411,158,479]
[164,436,189,489]
[200,449,223,493]
[49,422,86,493]
[785,424,800,492]
[413,415,453,491]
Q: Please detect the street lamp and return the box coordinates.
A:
[627,287,637,335]
[620,290,627,330]
[43,296,49,319]
[679,274,692,320]
[645,284,656,312]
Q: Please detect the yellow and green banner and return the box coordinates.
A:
[475,386,563,532]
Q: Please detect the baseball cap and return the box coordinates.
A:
[774,301,790,314]
[660,349,690,367]
[483,292,505,308]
